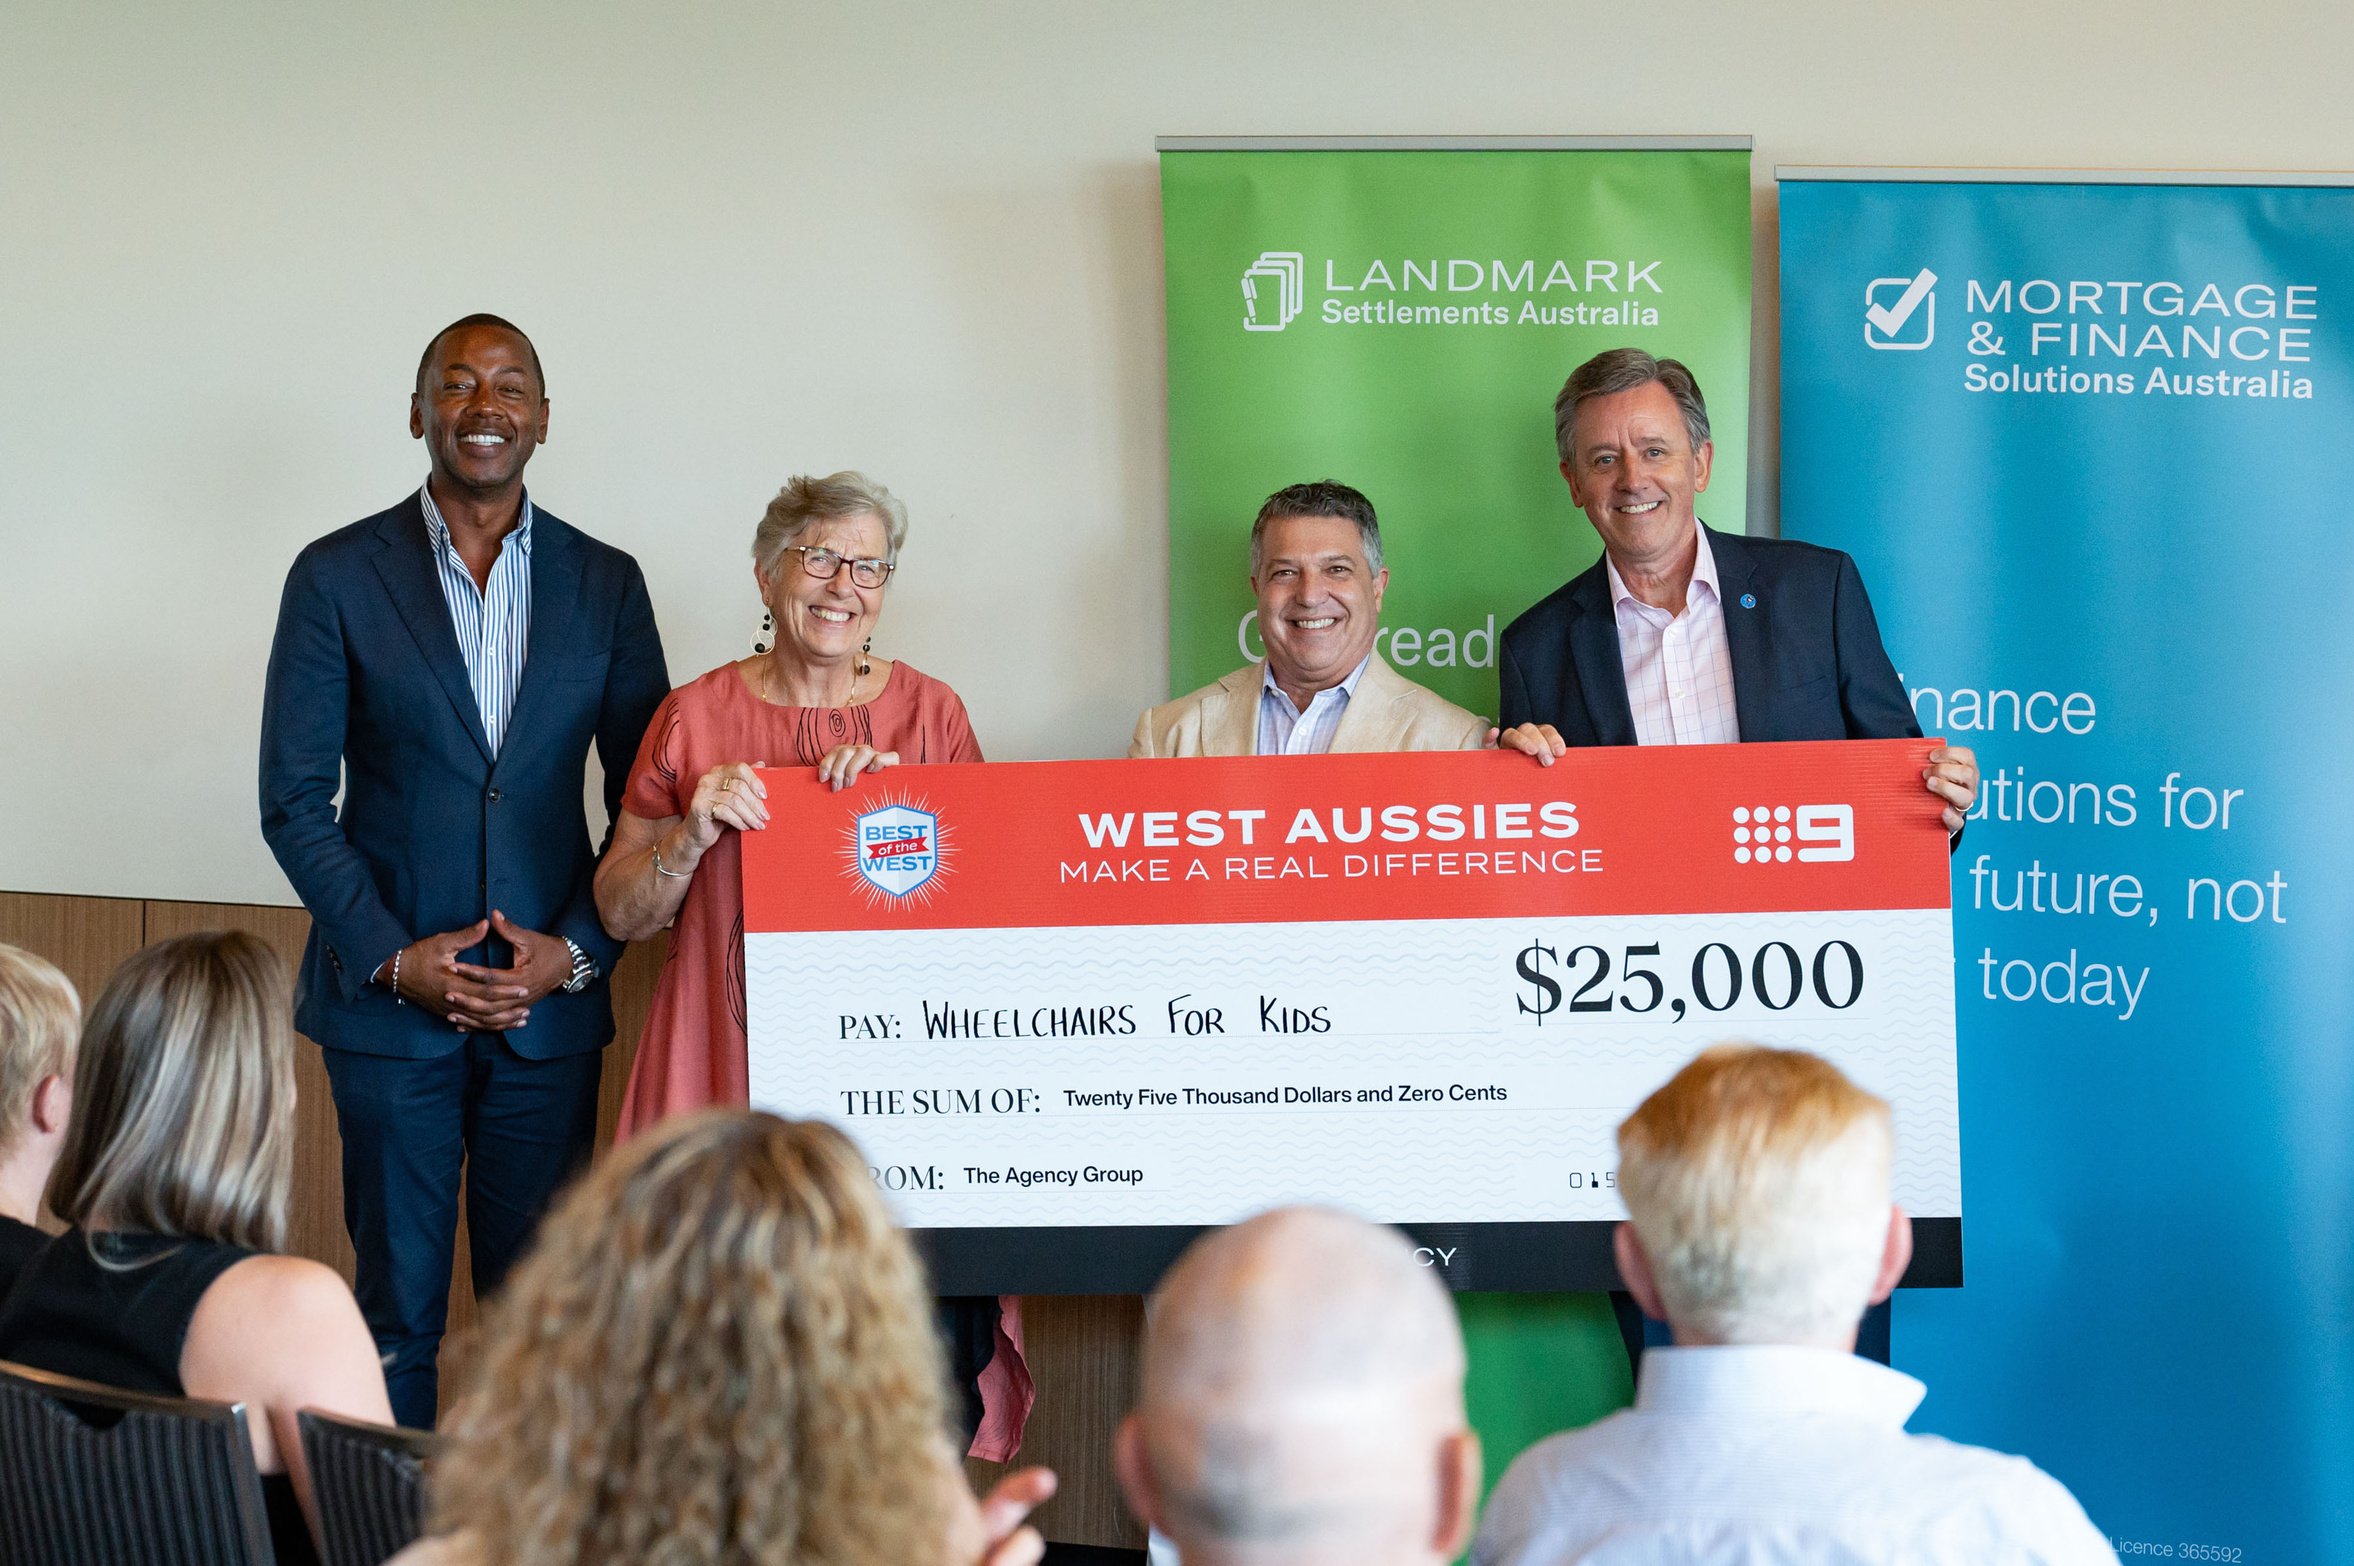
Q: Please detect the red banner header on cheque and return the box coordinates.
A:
[740,739,1951,935]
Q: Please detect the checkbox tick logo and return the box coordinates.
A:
[1864,268,1938,349]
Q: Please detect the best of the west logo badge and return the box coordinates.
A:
[841,795,953,907]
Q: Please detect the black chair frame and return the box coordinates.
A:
[298,1406,442,1566]
[0,1356,274,1566]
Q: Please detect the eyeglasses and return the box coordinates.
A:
[784,545,896,589]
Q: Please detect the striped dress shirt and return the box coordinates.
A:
[420,484,533,756]
[1257,653,1371,755]
[1609,519,1740,746]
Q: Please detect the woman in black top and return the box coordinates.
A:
[0,932,393,1565]
[0,942,79,1298]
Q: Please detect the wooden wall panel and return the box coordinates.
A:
[991,1294,1147,1550]
[0,890,144,1025]
[597,931,667,1150]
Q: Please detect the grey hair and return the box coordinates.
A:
[752,472,910,584]
[1248,480,1384,576]
[0,944,79,1166]
[49,932,295,1254]
[1142,1208,1465,1548]
[1553,348,1711,465]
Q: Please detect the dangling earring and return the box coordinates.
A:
[857,636,873,678]
[751,608,775,656]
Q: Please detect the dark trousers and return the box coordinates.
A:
[322,1034,603,1430]
[938,1295,1000,1445]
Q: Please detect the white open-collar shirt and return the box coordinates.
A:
[1608,519,1740,746]
[1473,1345,2118,1566]
[1257,652,1372,756]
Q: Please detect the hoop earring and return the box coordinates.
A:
[751,608,775,656]
[857,636,873,678]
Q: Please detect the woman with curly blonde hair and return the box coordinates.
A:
[394,1108,1051,1566]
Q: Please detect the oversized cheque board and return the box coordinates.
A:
[743,741,1960,1294]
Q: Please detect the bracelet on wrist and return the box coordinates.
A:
[651,843,692,879]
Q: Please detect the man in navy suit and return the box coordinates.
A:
[260,315,669,1427]
[1493,347,1977,829]
[1491,349,1976,1369]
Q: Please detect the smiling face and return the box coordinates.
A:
[1562,381,1713,563]
[759,511,890,669]
[1252,513,1387,697]
[410,324,548,493]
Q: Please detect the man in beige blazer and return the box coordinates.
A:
[1132,482,1489,758]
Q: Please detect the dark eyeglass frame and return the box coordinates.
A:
[784,544,896,589]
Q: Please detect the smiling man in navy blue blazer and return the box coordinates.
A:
[1493,347,1977,833]
[260,314,669,1427]
[1491,347,1973,1369]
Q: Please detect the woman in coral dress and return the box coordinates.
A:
[595,473,1025,1453]
[597,471,982,1136]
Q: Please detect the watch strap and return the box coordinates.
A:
[561,938,598,994]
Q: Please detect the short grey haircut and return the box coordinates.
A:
[1139,1208,1465,1548]
[1553,348,1712,465]
[751,471,910,583]
[1249,480,1384,576]
[0,943,79,1165]
[1618,1045,1894,1344]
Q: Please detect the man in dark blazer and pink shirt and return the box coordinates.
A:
[1494,348,1977,827]
[1492,348,1977,1368]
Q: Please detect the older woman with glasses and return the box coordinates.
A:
[596,472,982,1137]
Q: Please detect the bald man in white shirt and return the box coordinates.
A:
[1117,1208,1482,1566]
[1473,1046,2116,1566]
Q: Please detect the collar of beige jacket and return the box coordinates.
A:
[1325,652,1412,752]
[1206,662,1261,755]
[1225,652,1405,755]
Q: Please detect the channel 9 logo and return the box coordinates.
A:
[1241,251,1304,332]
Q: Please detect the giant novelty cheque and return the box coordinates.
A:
[743,742,1960,1294]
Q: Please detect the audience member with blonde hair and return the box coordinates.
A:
[393,1107,1052,1566]
[1474,1044,2114,1566]
[0,943,80,1291]
[0,932,393,1565]
[1116,1207,1481,1566]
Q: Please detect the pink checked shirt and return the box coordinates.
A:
[1607,520,1740,746]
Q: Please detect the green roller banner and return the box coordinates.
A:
[1157,140,1754,1496]
[1160,140,1753,724]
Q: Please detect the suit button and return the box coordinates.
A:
[487,787,503,802]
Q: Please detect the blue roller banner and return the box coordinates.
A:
[1780,175,2353,1562]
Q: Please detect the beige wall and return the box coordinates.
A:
[4,0,2349,903]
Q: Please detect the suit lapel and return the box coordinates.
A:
[1207,666,1261,756]
[1709,525,1771,743]
[1329,654,1401,753]
[500,511,581,754]
[371,497,494,765]
[1567,564,1638,747]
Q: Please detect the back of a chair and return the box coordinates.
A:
[299,1406,442,1566]
[0,1358,274,1566]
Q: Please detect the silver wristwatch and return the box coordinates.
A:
[560,939,598,994]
